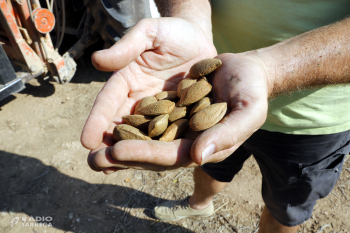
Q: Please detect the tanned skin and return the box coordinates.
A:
[257,18,350,97]
[82,1,350,232]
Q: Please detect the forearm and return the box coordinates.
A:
[154,0,212,40]
[256,17,350,98]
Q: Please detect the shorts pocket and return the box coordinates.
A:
[290,154,345,206]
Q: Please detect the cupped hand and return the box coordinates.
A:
[191,52,270,164]
[81,17,217,173]
[85,50,272,173]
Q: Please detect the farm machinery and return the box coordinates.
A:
[0,0,154,101]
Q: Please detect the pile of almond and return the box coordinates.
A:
[113,58,227,142]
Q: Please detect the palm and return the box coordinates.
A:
[82,18,217,151]
[82,20,271,172]
[192,53,269,163]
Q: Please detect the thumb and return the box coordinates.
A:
[190,103,267,165]
[91,18,158,72]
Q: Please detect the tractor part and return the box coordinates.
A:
[0,0,76,84]
[32,8,55,33]
[0,44,24,102]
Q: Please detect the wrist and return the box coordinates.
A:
[243,49,277,98]
[186,17,213,42]
[244,17,350,98]
[155,0,213,42]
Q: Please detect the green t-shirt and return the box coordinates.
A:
[211,0,350,135]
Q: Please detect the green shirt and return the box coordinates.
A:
[211,0,350,135]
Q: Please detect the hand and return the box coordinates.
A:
[80,17,217,173]
[84,50,271,173]
[191,52,270,164]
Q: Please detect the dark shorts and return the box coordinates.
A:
[201,129,350,227]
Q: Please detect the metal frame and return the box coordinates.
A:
[0,0,76,84]
[0,44,24,102]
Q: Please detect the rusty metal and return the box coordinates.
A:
[0,0,44,74]
[0,0,76,84]
[32,8,55,33]
[1,0,151,89]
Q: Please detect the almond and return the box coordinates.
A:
[177,79,197,98]
[189,103,227,131]
[178,80,212,107]
[134,96,157,115]
[159,119,188,142]
[190,97,212,117]
[168,107,187,122]
[155,91,178,101]
[189,58,222,79]
[122,115,152,132]
[137,100,175,116]
[113,124,152,141]
[198,77,208,82]
[148,114,169,137]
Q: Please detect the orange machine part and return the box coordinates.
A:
[32,8,55,34]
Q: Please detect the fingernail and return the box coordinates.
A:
[92,49,108,55]
[201,143,216,165]
[103,169,115,175]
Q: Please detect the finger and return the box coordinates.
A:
[102,167,125,175]
[86,134,116,172]
[81,73,129,150]
[92,19,158,72]
[191,100,267,165]
[89,139,196,171]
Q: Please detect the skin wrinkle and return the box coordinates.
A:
[124,64,162,97]
[167,33,210,65]
[137,53,156,70]
[138,19,158,51]
[136,20,213,73]
[145,19,159,47]
[139,51,182,73]
[153,19,164,49]
[139,48,183,71]
[154,0,212,39]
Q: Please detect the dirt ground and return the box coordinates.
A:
[0,56,350,233]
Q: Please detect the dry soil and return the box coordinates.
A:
[0,59,350,233]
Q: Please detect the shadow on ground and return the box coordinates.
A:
[19,77,56,98]
[0,151,193,233]
[0,95,16,110]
